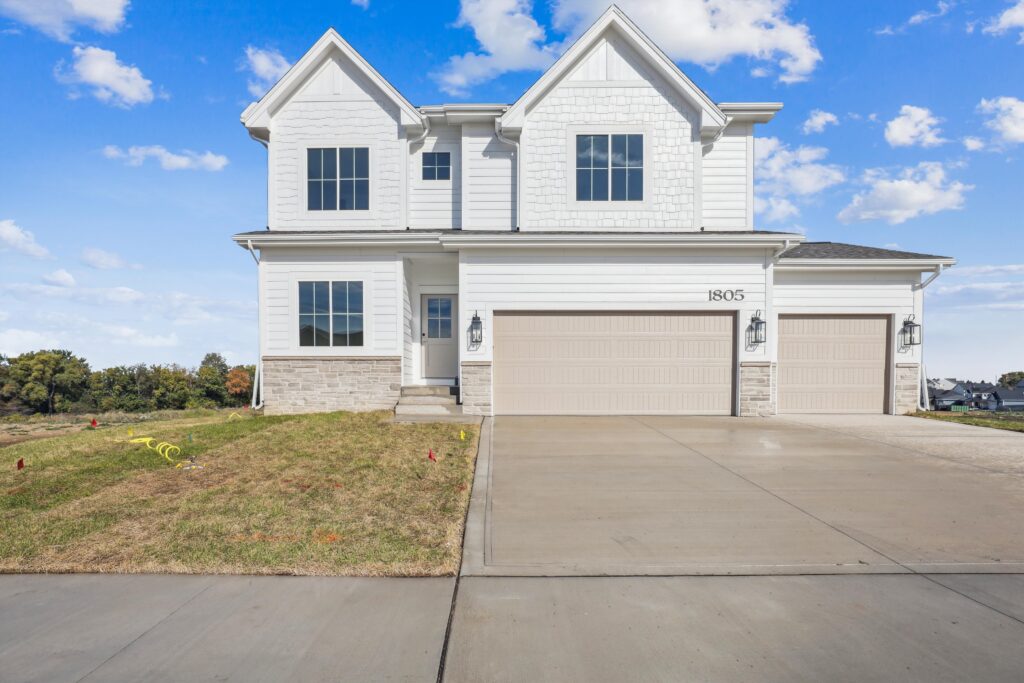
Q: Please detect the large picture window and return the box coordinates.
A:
[298,280,364,347]
[307,148,369,211]
[575,134,643,202]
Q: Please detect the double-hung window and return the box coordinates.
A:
[307,148,369,211]
[422,152,451,180]
[575,134,643,202]
[298,280,364,347]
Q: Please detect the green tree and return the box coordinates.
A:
[999,371,1024,388]
[196,353,229,405]
[0,350,91,414]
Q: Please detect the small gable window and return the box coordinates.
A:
[307,147,369,211]
[298,280,364,347]
[575,134,643,202]
[422,152,451,181]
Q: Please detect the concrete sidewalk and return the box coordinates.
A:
[0,574,453,683]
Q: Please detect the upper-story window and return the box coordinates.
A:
[298,280,364,347]
[575,134,643,202]
[422,152,451,181]
[307,148,369,211]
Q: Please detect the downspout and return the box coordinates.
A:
[914,264,947,410]
[494,119,520,230]
[246,239,264,410]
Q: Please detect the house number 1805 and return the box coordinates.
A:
[708,289,745,302]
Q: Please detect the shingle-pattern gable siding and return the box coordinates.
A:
[522,79,697,230]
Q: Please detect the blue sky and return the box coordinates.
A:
[0,0,1022,380]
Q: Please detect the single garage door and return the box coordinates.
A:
[777,315,890,414]
[493,311,735,415]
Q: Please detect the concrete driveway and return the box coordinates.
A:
[460,414,1024,576]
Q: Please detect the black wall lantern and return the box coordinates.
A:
[469,311,483,346]
[749,310,767,345]
[901,315,922,346]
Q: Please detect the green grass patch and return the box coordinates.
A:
[0,410,478,576]
[912,410,1024,434]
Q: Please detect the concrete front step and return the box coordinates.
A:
[400,385,457,398]
[398,395,458,406]
[394,403,463,417]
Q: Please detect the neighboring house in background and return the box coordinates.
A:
[233,6,954,418]
[928,378,958,392]
[988,386,1024,411]
[930,388,969,410]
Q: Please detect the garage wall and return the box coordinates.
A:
[772,269,922,365]
[459,247,771,364]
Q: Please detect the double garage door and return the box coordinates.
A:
[493,312,735,415]
[491,311,891,416]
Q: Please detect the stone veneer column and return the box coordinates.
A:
[460,361,493,416]
[739,361,777,417]
[261,356,401,415]
[894,363,921,415]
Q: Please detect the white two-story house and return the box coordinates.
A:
[234,6,954,418]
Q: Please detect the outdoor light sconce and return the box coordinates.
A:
[749,310,767,345]
[469,311,483,346]
[901,315,922,346]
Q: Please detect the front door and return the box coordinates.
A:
[421,294,458,379]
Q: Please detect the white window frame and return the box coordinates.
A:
[566,125,652,211]
[299,141,379,221]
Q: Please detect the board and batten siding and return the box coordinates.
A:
[772,269,923,364]
[701,122,752,230]
[461,121,516,230]
[459,248,771,364]
[260,248,401,357]
[268,56,404,231]
[408,123,462,229]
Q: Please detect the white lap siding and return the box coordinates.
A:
[772,269,923,366]
[260,248,401,357]
[459,248,770,365]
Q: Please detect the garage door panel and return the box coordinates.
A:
[493,312,735,416]
[778,315,889,414]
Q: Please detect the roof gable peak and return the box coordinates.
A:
[241,27,422,130]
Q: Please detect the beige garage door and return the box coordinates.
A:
[777,315,890,414]
[493,312,735,415]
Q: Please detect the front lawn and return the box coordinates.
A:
[912,410,1024,434]
[0,410,479,576]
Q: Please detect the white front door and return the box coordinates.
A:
[421,294,458,379]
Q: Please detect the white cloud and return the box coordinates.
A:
[351,0,370,7]
[436,0,822,95]
[0,311,8,322]
[754,196,799,223]
[3,282,144,304]
[80,246,136,269]
[978,96,1024,144]
[802,109,838,134]
[838,162,972,225]
[0,0,128,41]
[0,219,50,259]
[0,329,62,356]
[243,46,291,98]
[753,137,844,223]
[96,323,178,348]
[103,144,229,171]
[947,264,1024,277]
[59,46,155,108]
[884,105,947,147]
[983,0,1024,42]
[962,136,985,151]
[883,242,901,249]
[434,0,559,96]
[908,1,954,26]
[42,269,75,287]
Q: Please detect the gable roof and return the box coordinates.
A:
[500,5,728,133]
[993,386,1024,401]
[241,28,422,131]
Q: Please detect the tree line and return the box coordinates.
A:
[0,350,254,416]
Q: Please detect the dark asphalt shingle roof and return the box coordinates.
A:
[779,242,951,260]
[993,387,1024,401]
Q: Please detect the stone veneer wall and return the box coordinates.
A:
[461,362,492,416]
[262,357,401,416]
[739,362,776,417]
[894,363,921,415]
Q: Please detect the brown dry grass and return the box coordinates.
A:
[0,410,479,576]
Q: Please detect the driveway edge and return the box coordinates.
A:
[459,416,492,577]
